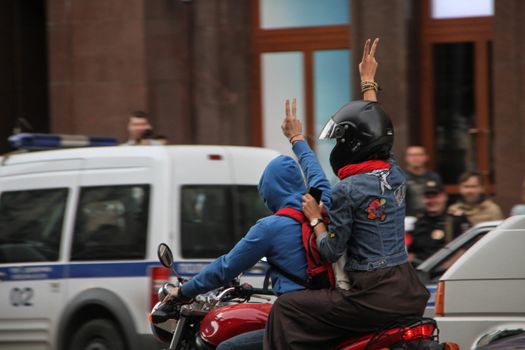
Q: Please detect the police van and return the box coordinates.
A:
[0,134,278,350]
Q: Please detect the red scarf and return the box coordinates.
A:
[337,160,391,180]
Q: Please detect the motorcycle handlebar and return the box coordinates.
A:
[235,284,275,298]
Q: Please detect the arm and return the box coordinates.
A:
[181,221,271,298]
[359,38,379,102]
[293,141,331,209]
[281,98,332,209]
[302,183,352,263]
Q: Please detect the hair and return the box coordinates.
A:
[458,171,484,185]
[130,111,149,120]
[405,145,427,153]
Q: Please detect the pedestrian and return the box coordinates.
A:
[408,178,469,265]
[264,38,429,350]
[123,111,161,145]
[404,145,442,216]
[448,171,504,226]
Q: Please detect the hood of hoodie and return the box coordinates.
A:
[258,155,306,213]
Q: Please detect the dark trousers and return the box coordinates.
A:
[264,263,429,350]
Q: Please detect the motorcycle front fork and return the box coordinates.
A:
[168,316,188,350]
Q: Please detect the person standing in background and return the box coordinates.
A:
[404,145,442,217]
[448,171,504,226]
[123,111,161,145]
[408,179,469,265]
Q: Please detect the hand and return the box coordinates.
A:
[302,194,323,221]
[359,38,379,82]
[281,98,303,141]
[166,287,192,304]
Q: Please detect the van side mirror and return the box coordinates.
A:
[157,243,174,268]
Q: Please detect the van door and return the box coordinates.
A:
[64,155,163,338]
[0,162,81,349]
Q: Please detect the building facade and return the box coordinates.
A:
[1,0,524,213]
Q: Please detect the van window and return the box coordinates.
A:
[181,185,270,258]
[0,188,68,263]
[71,185,150,261]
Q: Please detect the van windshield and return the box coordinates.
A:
[0,188,68,263]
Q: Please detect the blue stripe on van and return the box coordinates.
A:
[0,261,268,282]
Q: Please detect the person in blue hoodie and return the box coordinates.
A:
[167,98,331,349]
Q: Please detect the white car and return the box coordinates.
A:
[433,215,525,350]
[416,220,501,317]
[0,135,277,350]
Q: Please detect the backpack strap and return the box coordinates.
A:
[275,207,306,223]
[263,261,309,290]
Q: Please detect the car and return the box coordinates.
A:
[474,328,525,349]
[433,215,525,350]
[415,220,501,317]
[0,135,278,350]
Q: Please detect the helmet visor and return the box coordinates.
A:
[319,118,338,140]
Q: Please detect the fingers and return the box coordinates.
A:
[285,99,290,118]
[369,38,379,57]
[292,97,296,117]
[362,38,370,61]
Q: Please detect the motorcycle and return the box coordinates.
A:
[149,243,459,350]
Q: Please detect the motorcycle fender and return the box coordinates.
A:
[199,303,272,346]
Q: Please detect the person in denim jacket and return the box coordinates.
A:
[264,39,430,350]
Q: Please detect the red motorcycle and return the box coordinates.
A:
[149,243,459,350]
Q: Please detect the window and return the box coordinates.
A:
[420,0,493,190]
[433,43,475,184]
[181,185,270,258]
[0,188,68,263]
[259,0,350,29]
[252,0,352,159]
[314,49,352,183]
[71,185,150,261]
[431,0,494,19]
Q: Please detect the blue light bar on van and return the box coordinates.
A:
[8,133,118,150]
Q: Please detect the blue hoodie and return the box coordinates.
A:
[181,141,331,297]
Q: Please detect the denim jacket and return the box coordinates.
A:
[317,158,408,271]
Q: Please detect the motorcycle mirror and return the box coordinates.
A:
[157,243,174,268]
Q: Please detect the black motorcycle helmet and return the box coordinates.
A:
[319,101,394,175]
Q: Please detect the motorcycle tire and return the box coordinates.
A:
[68,318,126,350]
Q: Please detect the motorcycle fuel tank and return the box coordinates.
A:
[200,303,272,346]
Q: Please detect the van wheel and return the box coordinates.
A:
[69,319,125,350]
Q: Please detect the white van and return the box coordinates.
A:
[0,143,278,350]
[434,215,525,349]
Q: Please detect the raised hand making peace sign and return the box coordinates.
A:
[281,98,305,144]
[359,38,380,102]
[359,38,379,81]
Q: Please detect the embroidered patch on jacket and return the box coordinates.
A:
[367,169,392,195]
[329,232,337,239]
[367,198,387,221]
[394,182,406,206]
